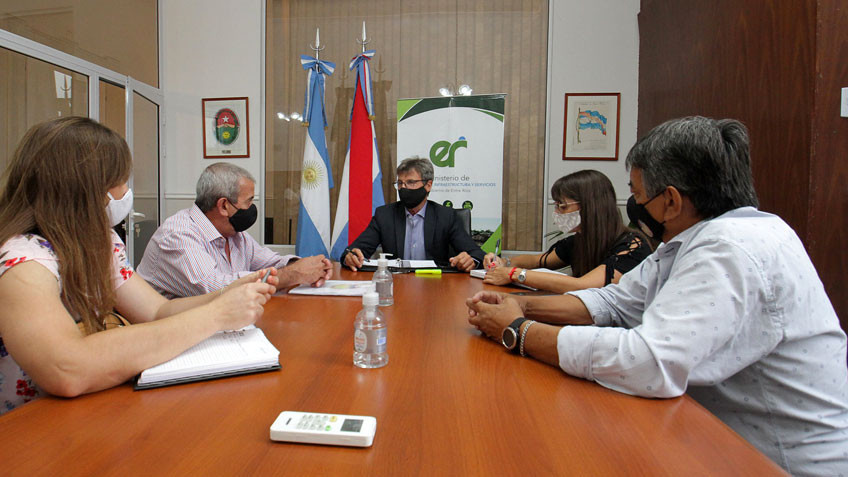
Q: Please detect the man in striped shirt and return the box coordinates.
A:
[138,163,332,298]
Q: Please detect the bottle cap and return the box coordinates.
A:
[363,291,379,306]
[377,252,392,267]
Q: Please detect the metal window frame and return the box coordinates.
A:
[0,20,165,266]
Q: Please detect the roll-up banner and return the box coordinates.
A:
[396,94,505,253]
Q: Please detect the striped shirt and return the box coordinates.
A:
[137,205,296,298]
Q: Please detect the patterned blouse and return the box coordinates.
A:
[0,231,133,415]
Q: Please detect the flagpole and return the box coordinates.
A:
[309,27,324,60]
[356,21,370,53]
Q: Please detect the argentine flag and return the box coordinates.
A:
[329,50,384,261]
[296,55,335,257]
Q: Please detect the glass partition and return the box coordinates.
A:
[0,45,88,175]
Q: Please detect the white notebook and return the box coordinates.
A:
[471,268,569,290]
[135,325,280,390]
[471,267,567,279]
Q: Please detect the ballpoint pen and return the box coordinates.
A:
[261,269,272,283]
[488,238,502,270]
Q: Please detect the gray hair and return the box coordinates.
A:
[397,156,434,182]
[195,162,255,212]
[625,116,758,218]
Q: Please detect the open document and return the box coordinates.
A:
[362,259,437,269]
[135,325,280,390]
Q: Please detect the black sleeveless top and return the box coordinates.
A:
[543,231,651,285]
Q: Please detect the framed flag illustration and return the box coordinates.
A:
[562,93,620,161]
[202,97,250,158]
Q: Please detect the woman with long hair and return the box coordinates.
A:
[483,170,651,293]
[0,117,277,414]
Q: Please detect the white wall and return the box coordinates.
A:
[161,0,264,241]
[542,0,640,245]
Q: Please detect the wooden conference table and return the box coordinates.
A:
[0,265,785,476]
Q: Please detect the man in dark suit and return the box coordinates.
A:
[341,157,484,272]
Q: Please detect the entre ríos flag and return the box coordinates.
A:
[329,49,384,260]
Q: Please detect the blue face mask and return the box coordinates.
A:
[626,193,665,240]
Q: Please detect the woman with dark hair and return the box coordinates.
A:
[483,170,651,293]
[0,117,277,414]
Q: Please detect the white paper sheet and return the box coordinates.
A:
[288,280,376,296]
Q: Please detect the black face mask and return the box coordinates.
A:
[228,202,258,232]
[626,193,665,240]
[398,186,428,210]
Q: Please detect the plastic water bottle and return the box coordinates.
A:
[353,290,388,368]
[372,253,393,306]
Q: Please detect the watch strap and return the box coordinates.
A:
[517,269,528,283]
[502,317,527,353]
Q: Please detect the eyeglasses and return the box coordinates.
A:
[394,179,427,189]
[553,201,580,213]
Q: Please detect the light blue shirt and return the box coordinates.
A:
[564,207,848,475]
[403,202,427,261]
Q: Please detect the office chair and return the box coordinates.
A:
[454,208,472,236]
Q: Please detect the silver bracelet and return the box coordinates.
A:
[519,320,536,357]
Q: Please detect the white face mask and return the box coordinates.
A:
[106,188,134,227]
[553,209,581,234]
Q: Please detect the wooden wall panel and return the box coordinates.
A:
[638,0,847,332]
[638,0,816,240]
[809,0,848,333]
[265,0,547,251]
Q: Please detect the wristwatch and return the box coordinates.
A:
[501,317,527,354]
[517,269,528,283]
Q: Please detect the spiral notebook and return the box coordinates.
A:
[134,325,280,390]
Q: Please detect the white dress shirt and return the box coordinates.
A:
[564,207,848,475]
[137,205,297,298]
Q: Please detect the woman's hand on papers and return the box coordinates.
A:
[213,280,275,330]
[482,253,505,269]
[482,265,512,285]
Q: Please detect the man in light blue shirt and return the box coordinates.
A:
[467,117,848,475]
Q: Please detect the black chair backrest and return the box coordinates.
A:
[454,208,472,236]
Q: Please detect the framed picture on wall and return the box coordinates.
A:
[562,93,620,161]
[202,97,250,158]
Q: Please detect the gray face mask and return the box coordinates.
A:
[552,209,580,234]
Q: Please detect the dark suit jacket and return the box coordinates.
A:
[341,200,485,267]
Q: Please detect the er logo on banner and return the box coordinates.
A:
[430,136,468,167]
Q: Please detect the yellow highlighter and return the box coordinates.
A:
[415,269,442,276]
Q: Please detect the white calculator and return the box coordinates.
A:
[270,411,377,447]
